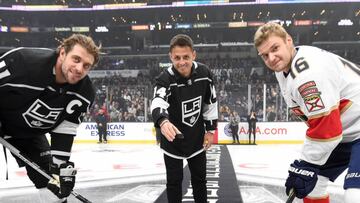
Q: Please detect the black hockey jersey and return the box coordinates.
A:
[0,47,94,159]
[151,62,218,158]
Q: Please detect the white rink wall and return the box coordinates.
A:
[75,122,307,144]
[218,122,307,144]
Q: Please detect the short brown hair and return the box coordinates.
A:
[58,34,101,66]
[254,22,288,48]
[169,34,194,52]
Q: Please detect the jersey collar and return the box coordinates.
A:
[171,61,198,80]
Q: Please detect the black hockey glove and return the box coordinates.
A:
[47,161,77,198]
[285,160,320,199]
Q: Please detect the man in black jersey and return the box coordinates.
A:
[0,34,100,201]
[95,108,109,143]
[151,34,218,203]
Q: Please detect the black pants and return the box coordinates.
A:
[164,151,207,203]
[7,135,51,188]
[98,126,107,142]
[230,125,239,143]
[248,123,256,144]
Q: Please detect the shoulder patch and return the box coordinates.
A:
[298,81,316,94]
[298,81,325,112]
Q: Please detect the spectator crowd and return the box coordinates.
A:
[84,46,360,123]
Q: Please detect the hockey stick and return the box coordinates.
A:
[286,188,296,203]
[0,137,92,203]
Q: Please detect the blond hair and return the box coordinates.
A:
[58,34,101,66]
[254,22,288,48]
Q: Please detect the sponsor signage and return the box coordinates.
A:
[0,26,8,32]
[131,25,149,30]
[294,20,312,26]
[247,21,265,27]
[75,122,306,144]
[175,23,192,29]
[10,26,29,32]
[75,122,155,141]
[159,62,172,68]
[338,19,353,26]
[228,21,247,28]
[165,24,173,29]
[72,26,90,32]
[55,27,71,32]
[218,122,306,143]
[193,23,211,28]
[95,26,109,32]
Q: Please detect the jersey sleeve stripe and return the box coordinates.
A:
[0,83,45,91]
[52,120,78,135]
[203,102,218,120]
[0,60,6,69]
[307,103,339,120]
[306,107,342,140]
[150,97,169,112]
[339,99,352,114]
[0,47,24,59]
[51,150,71,157]
[194,77,212,83]
[0,69,10,80]
[306,134,342,142]
[66,91,91,105]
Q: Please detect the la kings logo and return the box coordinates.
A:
[22,99,82,129]
[182,96,201,127]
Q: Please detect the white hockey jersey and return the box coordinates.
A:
[275,46,360,165]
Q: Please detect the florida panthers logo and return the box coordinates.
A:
[182,96,202,127]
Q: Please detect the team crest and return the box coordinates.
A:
[224,124,233,137]
[23,99,64,129]
[182,96,202,127]
[304,95,325,112]
[298,81,325,113]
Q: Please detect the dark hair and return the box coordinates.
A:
[169,34,194,52]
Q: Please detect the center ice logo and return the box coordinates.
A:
[23,99,64,129]
[182,96,202,127]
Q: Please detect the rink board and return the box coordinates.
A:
[74,122,307,144]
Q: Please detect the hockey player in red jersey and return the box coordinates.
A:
[254,22,360,203]
[0,34,100,201]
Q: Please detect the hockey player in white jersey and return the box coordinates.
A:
[254,22,360,203]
